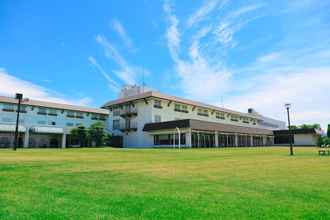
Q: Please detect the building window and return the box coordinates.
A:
[113,110,120,116]
[113,120,120,130]
[154,133,186,145]
[48,109,57,116]
[66,122,74,127]
[91,113,98,120]
[154,115,161,123]
[99,115,107,121]
[67,111,75,118]
[216,112,225,119]
[76,112,84,119]
[154,100,162,109]
[2,103,15,112]
[242,117,249,124]
[48,109,58,116]
[38,107,47,115]
[19,105,27,113]
[174,104,188,113]
[197,108,209,117]
[230,115,239,122]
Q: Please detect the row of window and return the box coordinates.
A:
[1,104,106,121]
[154,133,186,145]
[152,100,257,125]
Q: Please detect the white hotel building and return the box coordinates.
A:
[0,86,287,148]
[0,96,109,148]
[103,86,286,148]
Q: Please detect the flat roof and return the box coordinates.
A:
[0,96,109,115]
[143,119,274,135]
[103,91,265,120]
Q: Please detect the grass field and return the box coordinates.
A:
[0,147,329,220]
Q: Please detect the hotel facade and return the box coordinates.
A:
[103,86,286,148]
[0,86,288,148]
[0,96,109,148]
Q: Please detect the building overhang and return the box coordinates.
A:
[143,119,274,135]
[30,126,64,134]
[0,124,26,132]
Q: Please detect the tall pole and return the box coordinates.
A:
[286,106,294,156]
[13,93,23,151]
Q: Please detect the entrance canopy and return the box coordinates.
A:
[0,124,26,132]
[30,126,64,134]
[143,119,273,135]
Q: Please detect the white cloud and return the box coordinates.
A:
[96,34,146,85]
[0,68,92,106]
[186,0,227,28]
[163,0,180,61]
[111,19,134,50]
[257,52,282,63]
[213,3,264,48]
[164,1,232,102]
[226,69,330,130]
[88,56,120,91]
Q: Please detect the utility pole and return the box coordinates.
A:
[285,103,294,156]
[13,93,23,151]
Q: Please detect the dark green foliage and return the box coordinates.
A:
[327,124,330,138]
[70,126,88,147]
[88,122,106,146]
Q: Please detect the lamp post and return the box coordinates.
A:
[285,103,294,156]
[13,93,23,151]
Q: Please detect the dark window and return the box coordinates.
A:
[38,107,47,115]
[154,133,186,145]
[154,100,162,109]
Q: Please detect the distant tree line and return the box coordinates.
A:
[69,122,112,147]
[289,124,321,130]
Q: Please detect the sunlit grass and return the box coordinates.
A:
[0,147,329,219]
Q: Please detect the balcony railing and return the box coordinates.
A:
[119,121,138,132]
[120,108,138,118]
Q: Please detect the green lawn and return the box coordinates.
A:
[0,147,329,220]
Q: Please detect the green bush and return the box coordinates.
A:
[318,136,330,147]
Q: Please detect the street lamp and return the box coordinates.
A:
[285,103,294,156]
[13,93,23,151]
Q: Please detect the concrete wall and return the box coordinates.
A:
[294,134,318,146]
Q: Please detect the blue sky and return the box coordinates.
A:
[1,0,330,129]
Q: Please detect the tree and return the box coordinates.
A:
[88,122,106,146]
[327,124,330,138]
[299,124,320,129]
[104,133,112,146]
[70,126,88,147]
[289,125,298,130]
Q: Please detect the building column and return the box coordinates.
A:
[186,129,192,148]
[250,136,253,147]
[61,133,66,149]
[234,133,238,147]
[24,128,30,148]
[263,135,267,146]
[214,131,219,147]
[197,132,200,148]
